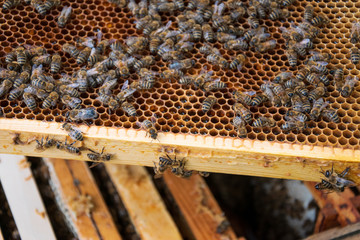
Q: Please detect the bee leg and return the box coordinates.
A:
[87,148,97,153]
[101,146,105,154]
[339,167,351,178]
[89,162,101,168]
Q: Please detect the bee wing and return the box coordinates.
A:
[351,22,360,34]
[165,30,180,39]
[337,178,356,187]
[71,97,82,104]
[136,121,143,129]
[24,86,37,95]
[309,50,321,56]
[315,61,329,66]
[243,91,256,96]
[59,74,73,84]
[96,29,103,44]
[151,113,158,123]
[349,76,359,87]
[121,80,129,90]
[125,36,138,46]
[68,83,80,88]
[237,63,244,72]
[154,20,172,35]
[32,64,43,73]
[123,88,136,98]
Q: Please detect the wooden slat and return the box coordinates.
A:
[163,172,238,240]
[314,204,339,233]
[105,164,182,240]
[305,182,360,226]
[0,154,56,240]
[0,118,359,182]
[305,222,360,240]
[44,158,121,240]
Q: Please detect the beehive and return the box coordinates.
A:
[0,0,359,182]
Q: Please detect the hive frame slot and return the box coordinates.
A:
[0,118,359,184]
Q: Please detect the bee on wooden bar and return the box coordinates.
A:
[56,139,81,155]
[198,171,210,177]
[57,6,72,28]
[35,136,57,152]
[153,154,174,178]
[62,122,84,142]
[87,147,113,168]
[171,157,192,178]
[202,96,217,112]
[67,107,98,123]
[341,76,359,97]
[315,164,355,192]
[136,116,158,140]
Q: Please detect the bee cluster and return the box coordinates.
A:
[153,154,210,178]
[2,0,72,28]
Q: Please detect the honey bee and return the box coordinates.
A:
[119,101,135,116]
[308,50,332,63]
[136,116,158,140]
[76,70,89,92]
[315,165,354,192]
[24,86,49,100]
[35,136,57,152]
[133,56,154,71]
[43,0,60,12]
[311,13,329,26]
[179,75,194,85]
[8,84,27,101]
[249,27,270,47]
[62,122,84,142]
[153,154,174,178]
[199,44,220,56]
[341,76,359,97]
[282,0,296,7]
[310,98,329,121]
[59,84,80,98]
[233,103,252,124]
[23,92,37,111]
[216,32,237,43]
[175,41,194,54]
[0,79,13,98]
[228,25,245,37]
[50,54,61,74]
[57,6,72,27]
[97,94,120,112]
[31,0,47,15]
[285,110,308,122]
[305,72,320,85]
[252,117,276,128]
[5,51,17,63]
[269,8,289,20]
[206,54,228,69]
[308,83,326,102]
[281,120,307,132]
[248,16,260,29]
[229,54,246,71]
[67,107,98,122]
[202,78,227,92]
[143,20,161,36]
[99,78,117,95]
[261,84,281,107]
[169,59,195,70]
[250,94,268,106]
[87,147,113,168]
[42,91,59,109]
[170,157,192,178]
[321,108,339,123]
[125,36,148,55]
[160,69,184,81]
[285,49,298,67]
[290,39,313,56]
[273,72,292,84]
[115,80,136,103]
[56,139,81,155]
[63,43,80,58]
[202,96,217,112]
[61,95,81,109]
[76,47,91,65]
[7,62,20,72]
[292,93,310,113]
[232,90,254,105]
[350,47,359,64]
[279,26,303,42]
[24,45,45,58]
[334,67,344,91]
[15,46,27,66]
[307,61,329,75]
[351,21,360,44]
[232,116,247,138]
[272,83,291,106]
[3,0,21,10]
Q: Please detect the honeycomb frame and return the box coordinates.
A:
[0,0,360,181]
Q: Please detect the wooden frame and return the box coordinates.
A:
[1,118,360,183]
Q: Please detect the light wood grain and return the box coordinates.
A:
[45,158,122,240]
[306,222,360,240]
[163,172,238,240]
[105,164,182,240]
[0,155,56,240]
[0,118,360,182]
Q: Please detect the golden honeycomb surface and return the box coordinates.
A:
[0,0,359,150]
